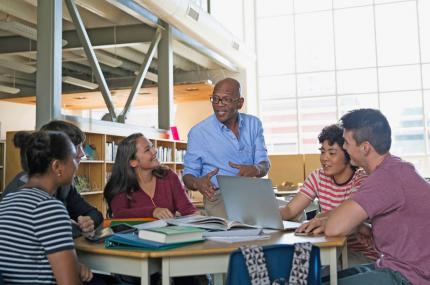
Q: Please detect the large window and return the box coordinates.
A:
[256,0,430,156]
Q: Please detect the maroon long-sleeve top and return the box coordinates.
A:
[110,170,197,218]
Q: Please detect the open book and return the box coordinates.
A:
[166,215,260,231]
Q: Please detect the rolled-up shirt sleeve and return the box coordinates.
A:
[183,128,203,177]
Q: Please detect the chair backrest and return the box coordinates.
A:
[226,244,321,285]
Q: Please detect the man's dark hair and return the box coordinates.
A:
[40,120,85,145]
[14,120,85,172]
[14,131,74,176]
[340,108,391,155]
[13,131,30,172]
[318,124,352,162]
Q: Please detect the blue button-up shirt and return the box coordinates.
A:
[184,113,269,187]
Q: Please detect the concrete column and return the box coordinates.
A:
[36,0,62,129]
[157,21,174,130]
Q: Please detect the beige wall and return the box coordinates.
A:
[175,100,213,140]
[0,101,36,140]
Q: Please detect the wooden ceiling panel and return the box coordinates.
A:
[0,82,213,110]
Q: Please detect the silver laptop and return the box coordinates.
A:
[217,175,299,230]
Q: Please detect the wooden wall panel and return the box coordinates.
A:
[304,154,321,177]
[268,154,305,186]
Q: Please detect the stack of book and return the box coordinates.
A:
[104,216,270,250]
[105,225,205,250]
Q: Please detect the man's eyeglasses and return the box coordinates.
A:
[210,95,241,105]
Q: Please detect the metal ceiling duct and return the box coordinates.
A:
[136,0,254,70]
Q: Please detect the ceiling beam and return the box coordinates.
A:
[130,44,196,72]
[0,75,35,87]
[172,40,219,70]
[107,0,237,71]
[0,0,37,24]
[75,0,139,25]
[0,24,156,54]
[103,46,158,69]
[64,0,117,121]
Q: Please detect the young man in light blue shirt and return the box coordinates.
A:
[183,78,270,217]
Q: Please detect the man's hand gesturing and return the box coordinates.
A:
[229,161,260,177]
[194,168,219,200]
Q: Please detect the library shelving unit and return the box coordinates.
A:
[0,140,5,193]
[5,131,188,217]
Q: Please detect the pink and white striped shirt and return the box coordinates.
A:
[300,168,367,213]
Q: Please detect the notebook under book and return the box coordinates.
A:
[217,175,301,230]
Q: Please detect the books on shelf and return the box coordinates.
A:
[166,215,259,231]
[105,141,119,161]
[105,142,113,161]
[138,226,204,244]
[83,144,98,160]
[113,143,118,161]
[175,149,186,162]
[157,146,173,162]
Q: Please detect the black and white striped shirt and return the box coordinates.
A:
[0,187,74,284]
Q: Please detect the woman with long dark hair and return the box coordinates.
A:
[0,131,93,284]
[104,133,197,219]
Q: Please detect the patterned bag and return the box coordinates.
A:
[226,243,321,285]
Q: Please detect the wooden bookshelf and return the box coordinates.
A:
[5,131,188,217]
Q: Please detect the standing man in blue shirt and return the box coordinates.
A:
[183,78,270,217]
